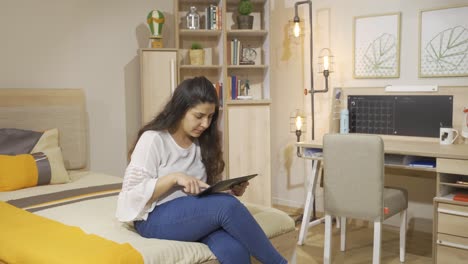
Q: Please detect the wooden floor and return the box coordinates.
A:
[274,206,433,264]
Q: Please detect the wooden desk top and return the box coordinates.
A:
[297,139,468,160]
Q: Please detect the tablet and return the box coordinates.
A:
[197,174,258,196]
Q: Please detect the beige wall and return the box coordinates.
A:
[2,0,468,232]
[271,0,468,232]
[0,0,174,176]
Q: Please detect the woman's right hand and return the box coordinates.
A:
[175,173,210,195]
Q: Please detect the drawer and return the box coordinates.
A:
[437,233,468,248]
[438,203,468,237]
[437,158,468,174]
[439,203,468,214]
[437,244,468,264]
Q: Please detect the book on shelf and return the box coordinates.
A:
[453,192,468,202]
[408,158,436,168]
[213,82,223,105]
[204,4,222,30]
[229,75,237,100]
[230,38,246,65]
[228,75,253,100]
[303,148,323,158]
[456,180,468,185]
[400,156,436,168]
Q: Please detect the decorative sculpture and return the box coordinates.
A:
[147,10,165,48]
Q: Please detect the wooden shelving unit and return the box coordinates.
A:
[174,0,272,206]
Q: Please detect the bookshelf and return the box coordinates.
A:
[174,0,272,206]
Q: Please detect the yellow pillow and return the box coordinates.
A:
[0,128,69,191]
[0,154,37,191]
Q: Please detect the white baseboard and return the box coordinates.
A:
[272,197,304,209]
[273,195,325,212]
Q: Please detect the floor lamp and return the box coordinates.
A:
[293,0,330,141]
[293,0,332,222]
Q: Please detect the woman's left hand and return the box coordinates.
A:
[230,181,249,196]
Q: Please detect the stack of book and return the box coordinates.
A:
[204,5,222,30]
[229,39,241,65]
[228,76,252,100]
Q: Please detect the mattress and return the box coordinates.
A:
[0,171,217,264]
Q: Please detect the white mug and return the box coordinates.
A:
[440,127,459,145]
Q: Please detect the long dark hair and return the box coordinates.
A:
[130,76,224,184]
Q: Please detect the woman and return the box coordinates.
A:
[116,76,287,264]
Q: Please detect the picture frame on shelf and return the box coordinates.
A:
[419,5,468,77]
[238,78,250,97]
[353,12,401,79]
[240,46,260,65]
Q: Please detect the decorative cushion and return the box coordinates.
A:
[0,128,69,191]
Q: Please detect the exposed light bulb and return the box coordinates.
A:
[295,116,302,130]
[323,55,329,71]
[293,22,301,38]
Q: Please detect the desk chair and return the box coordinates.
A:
[322,134,408,264]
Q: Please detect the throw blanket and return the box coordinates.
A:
[0,201,143,264]
[1,183,143,264]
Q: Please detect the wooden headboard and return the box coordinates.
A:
[0,89,88,170]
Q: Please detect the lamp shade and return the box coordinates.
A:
[318,48,334,73]
[290,110,306,133]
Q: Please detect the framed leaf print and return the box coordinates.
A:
[419,5,468,77]
[353,13,401,79]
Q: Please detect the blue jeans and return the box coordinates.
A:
[134,193,287,264]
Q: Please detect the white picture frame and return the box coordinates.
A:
[419,5,468,77]
[353,13,401,79]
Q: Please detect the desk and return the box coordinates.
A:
[296,138,468,248]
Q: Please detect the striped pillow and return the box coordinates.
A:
[0,128,69,191]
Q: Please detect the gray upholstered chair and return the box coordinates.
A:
[322,134,408,264]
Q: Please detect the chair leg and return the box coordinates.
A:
[400,209,407,262]
[324,214,332,264]
[373,220,382,264]
[340,217,346,251]
[336,216,340,229]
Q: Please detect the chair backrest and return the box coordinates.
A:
[323,133,384,221]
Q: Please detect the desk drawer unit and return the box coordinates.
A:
[435,201,468,263]
[438,203,468,237]
[437,158,468,174]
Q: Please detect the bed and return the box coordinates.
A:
[0,88,297,264]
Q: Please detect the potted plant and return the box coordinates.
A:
[237,0,254,29]
[189,42,204,65]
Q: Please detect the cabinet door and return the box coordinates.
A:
[140,50,177,124]
[228,105,271,206]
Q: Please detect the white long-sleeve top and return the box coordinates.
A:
[115,130,206,222]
